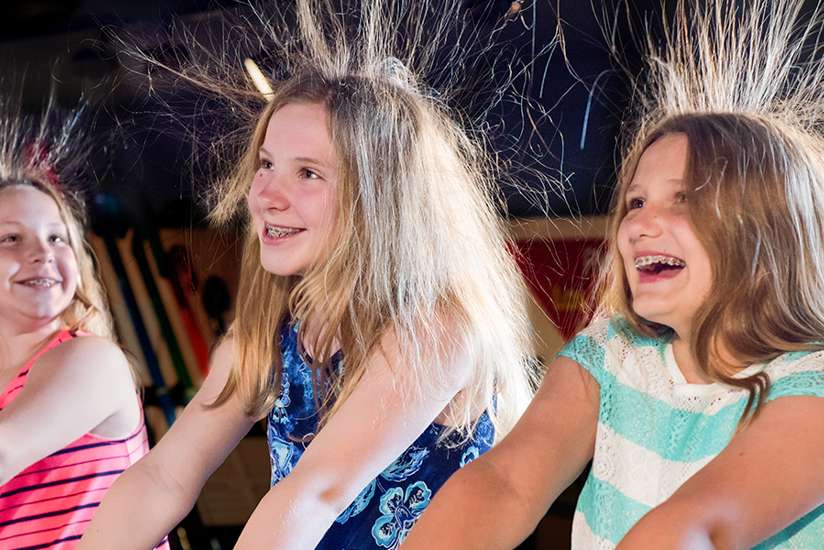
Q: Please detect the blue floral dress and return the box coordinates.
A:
[267,322,495,549]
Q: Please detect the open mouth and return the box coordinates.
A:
[17,277,61,288]
[634,255,686,277]
[263,223,305,240]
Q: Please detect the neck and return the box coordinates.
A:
[297,316,341,362]
[0,318,64,373]
[670,328,712,384]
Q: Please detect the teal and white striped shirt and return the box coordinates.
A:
[559,316,824,549]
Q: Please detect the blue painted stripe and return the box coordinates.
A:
[767,370,824,402]
[576,473,651,544]
[595,369,746,461]
[558,334,610,387]
[753,503,824,549]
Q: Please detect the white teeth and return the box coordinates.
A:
[634,255,686,269]
[265,224,301,238]
[23,278,58,288]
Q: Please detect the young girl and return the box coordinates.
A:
[404,1,824,548]
[80,2,535,548]
[0,104,163,548]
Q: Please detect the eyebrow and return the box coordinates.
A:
[258,147,329,168]
[625,178,684,193]
[293,156,328,167]
[0,220,66,228]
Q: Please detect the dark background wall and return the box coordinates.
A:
[0,0,667,227]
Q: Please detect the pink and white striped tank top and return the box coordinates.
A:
[0,330,168,549]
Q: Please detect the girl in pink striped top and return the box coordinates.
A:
[0,108,165,549]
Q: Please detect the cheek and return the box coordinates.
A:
[0,256,16,275]
[61,254,80,286]
[246,187,261,220]
[676,221,710,271]
[322,194,339,226]
[299,187,338,226]
[615,222,634,268]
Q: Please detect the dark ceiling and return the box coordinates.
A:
[0,0,663,226]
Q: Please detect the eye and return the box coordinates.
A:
[674,191,687,204]
[258,158,273,170]
[49,233,67,244]
[0,233,19,244]
[299,168,321,180]
[626,197,645,210]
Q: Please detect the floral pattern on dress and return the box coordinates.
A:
[267,434,296,484]
[459,445,480,467]
[266,322,495,549]
[270,371,291,425]
[379,446,430,482]
[370,481,432,549]
[337,479,377,524]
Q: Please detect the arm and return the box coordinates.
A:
[233,329,473,549]
[402,356,600,550]
[616,395,824,550]
[79,338,255,549]
[0,336,137,484]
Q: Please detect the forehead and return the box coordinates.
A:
[628,132,689,191]
[262,102,336,160]
[0,185,64,224]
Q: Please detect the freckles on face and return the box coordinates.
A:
[616,133,713,336]
[248,101,340,277]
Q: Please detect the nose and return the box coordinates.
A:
[27,238,55,264]
[253,172,290,212]
[626,205,663,242]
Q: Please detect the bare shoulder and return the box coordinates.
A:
[34,334,134,392]
[208,335,235,377]
[209,334,235,372]
[194,334,237,405]
[56,334,129,361]
[422,309,475,388]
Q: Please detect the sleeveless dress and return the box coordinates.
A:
[0,330,168,549]
[266,322,494,549]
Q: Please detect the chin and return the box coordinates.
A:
[260,263,298,277]
[259,256,301,277]
[630,301,671,327]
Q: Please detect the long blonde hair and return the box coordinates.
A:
[595,0,824,419]
[0,97,114,340]
[184,3,538,441]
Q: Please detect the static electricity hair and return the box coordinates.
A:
[596,0,824,420]
[127,1,538,442]
[0,95,114,340]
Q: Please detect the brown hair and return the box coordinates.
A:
[598,112,824,420]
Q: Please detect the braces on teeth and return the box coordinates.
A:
[634,255,686,269]
[266,225,300,238]
[24,279,57,287]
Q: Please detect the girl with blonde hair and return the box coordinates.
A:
[0,99,163,548]
[405,1,824,548]
[81,2,535,548]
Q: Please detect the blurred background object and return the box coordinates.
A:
[0,1,690,547]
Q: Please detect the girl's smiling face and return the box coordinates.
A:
[617,133,713,337]
[247,101,340,276]
[0,184,79,331]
